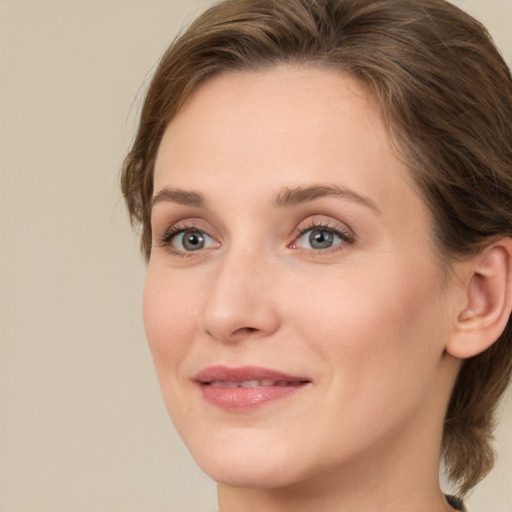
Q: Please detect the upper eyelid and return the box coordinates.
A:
[156,218,212,237]
[163,226,214,247]
[293,215,355,238]
[151,211,224,239]
[297,221,346,234]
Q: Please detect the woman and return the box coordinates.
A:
[121,1,512,510]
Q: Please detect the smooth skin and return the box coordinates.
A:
[144,67,512,512]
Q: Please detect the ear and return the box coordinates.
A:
[446,238,512,359]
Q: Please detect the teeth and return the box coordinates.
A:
[208,380,298,387]
[240,380,260,387]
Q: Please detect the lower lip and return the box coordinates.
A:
[199,383,308,411]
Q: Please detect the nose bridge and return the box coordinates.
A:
[200,243,279,342]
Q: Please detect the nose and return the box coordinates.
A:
[199,250,280,343]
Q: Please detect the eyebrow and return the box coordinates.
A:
[150,188,206,209]
[150,184,380,213]
[273,185,380,212]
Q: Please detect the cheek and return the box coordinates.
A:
[290,261,447,384]
[142,266,200,372]
[288,264,450,450]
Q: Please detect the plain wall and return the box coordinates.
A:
[0,1,510,511]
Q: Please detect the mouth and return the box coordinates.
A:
[207,379,305,388]
[194,365,311,411]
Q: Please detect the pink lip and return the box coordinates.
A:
[194,365,311,411]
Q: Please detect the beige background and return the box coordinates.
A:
[0,1,510,511]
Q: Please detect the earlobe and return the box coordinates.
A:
[447,238,512,359]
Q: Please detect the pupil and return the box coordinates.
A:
[309,229,333,249]
[183,231,204,250]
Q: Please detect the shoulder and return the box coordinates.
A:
[446,495,467,511]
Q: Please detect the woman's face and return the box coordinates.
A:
[145,67,460,490]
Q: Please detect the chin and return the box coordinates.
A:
[182,428,307,489]
[198,457,301,490]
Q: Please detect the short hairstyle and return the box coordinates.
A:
[121,0,512,495]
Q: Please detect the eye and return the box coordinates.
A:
[296,228,342,249]
[300,229,341,249]
[290,221,354,252]
[171,230,216,252]
[156,221,220,256]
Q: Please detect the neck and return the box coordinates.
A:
[218,487,454,512]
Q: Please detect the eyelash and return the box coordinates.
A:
[156,219,354,257]
[160,222,198,246]
[291,220,354,253]
[158,221,214,257]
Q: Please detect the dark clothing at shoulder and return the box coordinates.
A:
[446,495,466,511]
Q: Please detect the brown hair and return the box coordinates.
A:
[121,0,512,495]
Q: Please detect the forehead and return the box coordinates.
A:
[156,67,392,179]
[163,66,382,136]
[155,66,414,210]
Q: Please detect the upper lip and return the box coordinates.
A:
[194,365,310,384]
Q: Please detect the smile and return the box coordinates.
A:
[194,366,311,411]
[207,380,304,387]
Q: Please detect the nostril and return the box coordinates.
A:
[235,326,259,335]
[204,326,258,341]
